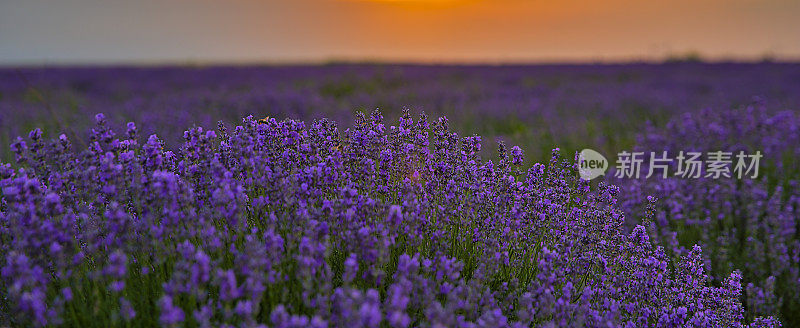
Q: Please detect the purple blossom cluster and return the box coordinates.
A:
[616,103,800,325]
[1,110,781,327]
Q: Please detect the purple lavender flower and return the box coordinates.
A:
[158,296,185,326]
[0,110,784,327]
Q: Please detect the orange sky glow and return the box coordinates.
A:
[0,0,798,64]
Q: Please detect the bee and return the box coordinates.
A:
[257,116,270,124]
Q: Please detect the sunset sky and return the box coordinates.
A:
[1,0,799,64]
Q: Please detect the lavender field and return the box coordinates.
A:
[1,63,800,327]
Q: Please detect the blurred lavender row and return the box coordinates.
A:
[3,63,800,162]
[616,104,800,325]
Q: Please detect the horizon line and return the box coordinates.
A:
[2,55,799,69]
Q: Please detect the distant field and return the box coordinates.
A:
[3,63,800,163]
